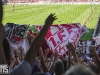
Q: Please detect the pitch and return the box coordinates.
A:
[2,4,100,40]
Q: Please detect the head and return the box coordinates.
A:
[88,64,100,75]
[65,65,95,75]
[54,60,64,75]
[60,55,64,60]
[32,61,40,74]
[62,59,67,72]
[33,72,46,75]
[63,54,66,58]
[3,38,11,63]
[76,52,80,58]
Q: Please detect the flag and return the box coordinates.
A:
[35,23,89,55]
[4,23,29,55]
[5,23,28,43]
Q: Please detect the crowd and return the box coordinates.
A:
[0,0,100,75]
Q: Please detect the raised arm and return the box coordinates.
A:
[14,49,21,64]
[9,56,16,70]
[19,46,24,61]
[67,43,79,64]
[39,47,48,73]
[67,43,79,69]
[66,43,72,69]
[49,50,58,74]
[44,48,50,62]
[0,0,6,64]
[90,46,100,68]
[24,14,57,69]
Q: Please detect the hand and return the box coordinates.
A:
[19,46,24,53]
[45,48,50,55]
[54,50,58,59]
[88,61,93,65]
[45,13,57,26]
[66,42,75,52]
[39,47,43,54]
[90,46,96,54]
[10,55,15,62]
[27,33,34,43]
[14,49,19,56]
[79,57,84,63]
[50,55,54,60]
[0,0,3,24]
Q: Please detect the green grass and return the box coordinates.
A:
[2,4,100,40]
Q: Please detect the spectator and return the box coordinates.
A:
[61,59,67,73]
[3,38,11,64]
[88,64,100,75]
[0,1,57,74]
[1,1,100,75]
[65,65,95,75]
[54,60,64,75]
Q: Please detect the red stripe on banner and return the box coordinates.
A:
[54,35,70,51]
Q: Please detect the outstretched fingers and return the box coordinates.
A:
[45,13,57,26]
[51,13,57,20]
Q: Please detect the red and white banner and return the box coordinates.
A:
[35,23,89,55]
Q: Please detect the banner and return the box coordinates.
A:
[76,40,91,54]
[4,23,89,56]
[4,23,29,55]
[5,23,28,43]
[35,23,89,55]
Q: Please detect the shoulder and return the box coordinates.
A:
[10,60,32,75]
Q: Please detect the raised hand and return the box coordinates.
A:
[89,45,100,68]
[24,13,57,69]
[14,49,19,56]
[79,57,84,63]
[19,46,24,53]
[10,55,16,70]
[90,45,96,54]
[54,50,58,59]
[66,42,75,52]
[19,46,24,61]
[67,42,79,64]
[45,48,50,55]
[27,33,34,44]
[45,13,57,26]
[10,55,15,62]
